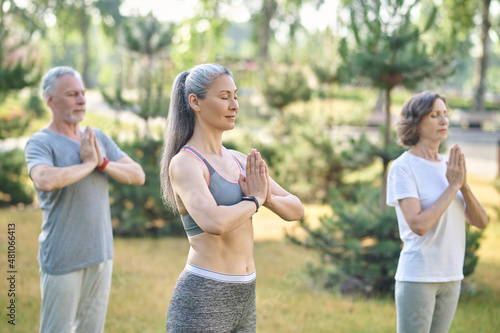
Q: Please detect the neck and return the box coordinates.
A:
[187,125,224,156]
[46,119,81,141]
[410,140,441,161]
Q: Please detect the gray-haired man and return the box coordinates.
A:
[25,66,145,332]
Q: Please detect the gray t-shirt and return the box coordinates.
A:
[25,128,125,275]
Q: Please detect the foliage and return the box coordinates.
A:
[262,64,312,113]
[463,223,483,278]
[101,13,173,135]
[307,28,342,94]
[494,177,500,223]
[339,0,456,207]
[249,0,324,64]
[52,0,125,87]
[0,94,45,139]
[288,184,401,295]
[0,149,34,206]
[169,0,231,69]
[288,183,484,296]
[249,113,376,203]
[0,111,30,140]
[0,0,46,102]
[109,136,183,237]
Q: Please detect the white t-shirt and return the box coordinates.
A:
[386,151,466,282]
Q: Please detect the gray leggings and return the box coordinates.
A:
[395,280,461,333]
[166,269,256,333]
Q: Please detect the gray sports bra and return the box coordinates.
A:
[180,145,246,236]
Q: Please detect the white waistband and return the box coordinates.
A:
[185,263,256,283]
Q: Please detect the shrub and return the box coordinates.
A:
[0,149,34,206]
[288,185,401,296]
[109,136,183,237]
[289,183,484,296]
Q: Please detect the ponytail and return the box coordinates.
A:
[160,71,195,210]
[160,64,233,211]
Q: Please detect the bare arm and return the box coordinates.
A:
[93,131,145,185]
[30,126,98,191]
[399,188,460,236]
[233,150,304,221]
[171,149,268,235]
[100,155,145,185]
[263,177,304,221]
[460,155,488,229]
[30,162,96,192]
[399,145,465,236]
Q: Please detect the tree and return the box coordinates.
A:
[339,0,454,207]
[249,0,324,68]
[52,0,124,87]
[102,13,174,136]
[288,184,401,295]
[0,0,48,103]
[169,0,232,69]
[307,27,342,97]
[262,63,312,113]
[473,0,492,112]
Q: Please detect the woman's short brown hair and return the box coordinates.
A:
[396,91,447,146]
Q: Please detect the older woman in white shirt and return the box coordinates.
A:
[387,91,488,333]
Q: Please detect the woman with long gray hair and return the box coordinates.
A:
[386,91,488,333]
[160,63,304,332]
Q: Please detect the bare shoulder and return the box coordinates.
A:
[169,150,206,180]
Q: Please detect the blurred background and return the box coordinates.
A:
[1,0,500,332]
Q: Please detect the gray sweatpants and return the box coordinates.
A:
[39,260,113,333]
[395,280,461,333]
[166,269,257,333]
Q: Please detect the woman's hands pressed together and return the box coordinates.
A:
[239,149,269,207]
[446,144,466,191]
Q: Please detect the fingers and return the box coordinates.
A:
[449,145,458,166]
[246,149,262,176]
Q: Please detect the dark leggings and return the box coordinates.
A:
[166,269,256,333]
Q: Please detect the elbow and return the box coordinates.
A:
[34,179,54,192]
[136,171,146,186]
[408,223,428,237]
[205,225,224,236]
[202,217,225,236]
[412,229,427,237]
[130,169,146,186]
[296,205,305,220]
[285,206,305,221]
[475,218,489,230]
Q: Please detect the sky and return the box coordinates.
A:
[120,0,340,32]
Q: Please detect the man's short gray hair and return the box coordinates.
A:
[41,66,83,99]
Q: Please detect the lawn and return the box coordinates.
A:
[1,175,499,332]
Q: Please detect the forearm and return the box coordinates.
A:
[202,202,258,235]
[461,184,488,229]
[33,162,96,191]
[102,161,145,185]
[406,185,460,236]
[263,194,304,221]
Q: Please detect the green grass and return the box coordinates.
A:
[1,175,499,332]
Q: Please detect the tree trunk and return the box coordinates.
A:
[80,6,91,88]
[257,0,277,66]
[380,87,392,210]
[473,0,491,113]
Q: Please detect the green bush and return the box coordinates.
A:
[289,185,401,296]
[0,149,34,206]
[289,183,484,296]
[245,113,376,204]
[463,223,482,278]
[109,136,183,237]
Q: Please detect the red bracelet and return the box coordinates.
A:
[97,157,110,171]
